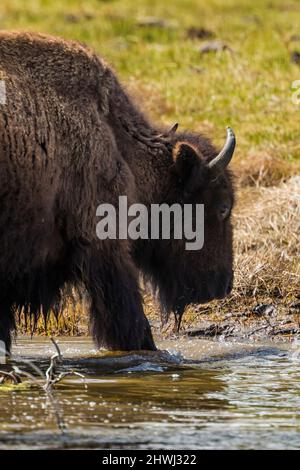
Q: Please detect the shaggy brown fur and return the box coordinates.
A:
[0,32,234,353]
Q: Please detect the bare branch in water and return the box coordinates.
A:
[0,370,22,385]
[0,337,87,438]
[50,337,63,361]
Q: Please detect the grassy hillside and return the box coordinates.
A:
[0,0,299,338]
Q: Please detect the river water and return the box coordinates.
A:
[0,336,300,449]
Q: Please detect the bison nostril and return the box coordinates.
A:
[219,203,231,220]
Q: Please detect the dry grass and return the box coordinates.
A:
[233,176,299,301]
[18,294,88,337]
[233,152,300,187]
[178,176,300,335]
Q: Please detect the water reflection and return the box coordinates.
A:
[0,336,299,449]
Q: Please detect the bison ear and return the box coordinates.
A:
[172,142,205,194]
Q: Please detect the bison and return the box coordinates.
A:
[0,32,235,354]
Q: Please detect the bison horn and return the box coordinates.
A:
[157,123,179,139]
[208,127,236,173]
[167,123,179,135]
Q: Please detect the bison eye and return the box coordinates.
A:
[218,203,231,220]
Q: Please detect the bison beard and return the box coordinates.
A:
[0,32,235,354]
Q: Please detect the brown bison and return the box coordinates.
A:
[0,32,235,354]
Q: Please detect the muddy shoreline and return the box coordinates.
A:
[148,300,300,344]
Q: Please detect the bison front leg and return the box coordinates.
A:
[85,247,156,351]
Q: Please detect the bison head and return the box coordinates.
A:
[134,127,236,327]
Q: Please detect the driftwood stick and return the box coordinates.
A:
[0,337,86,437]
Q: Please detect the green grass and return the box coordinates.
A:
[1,0,300,170]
